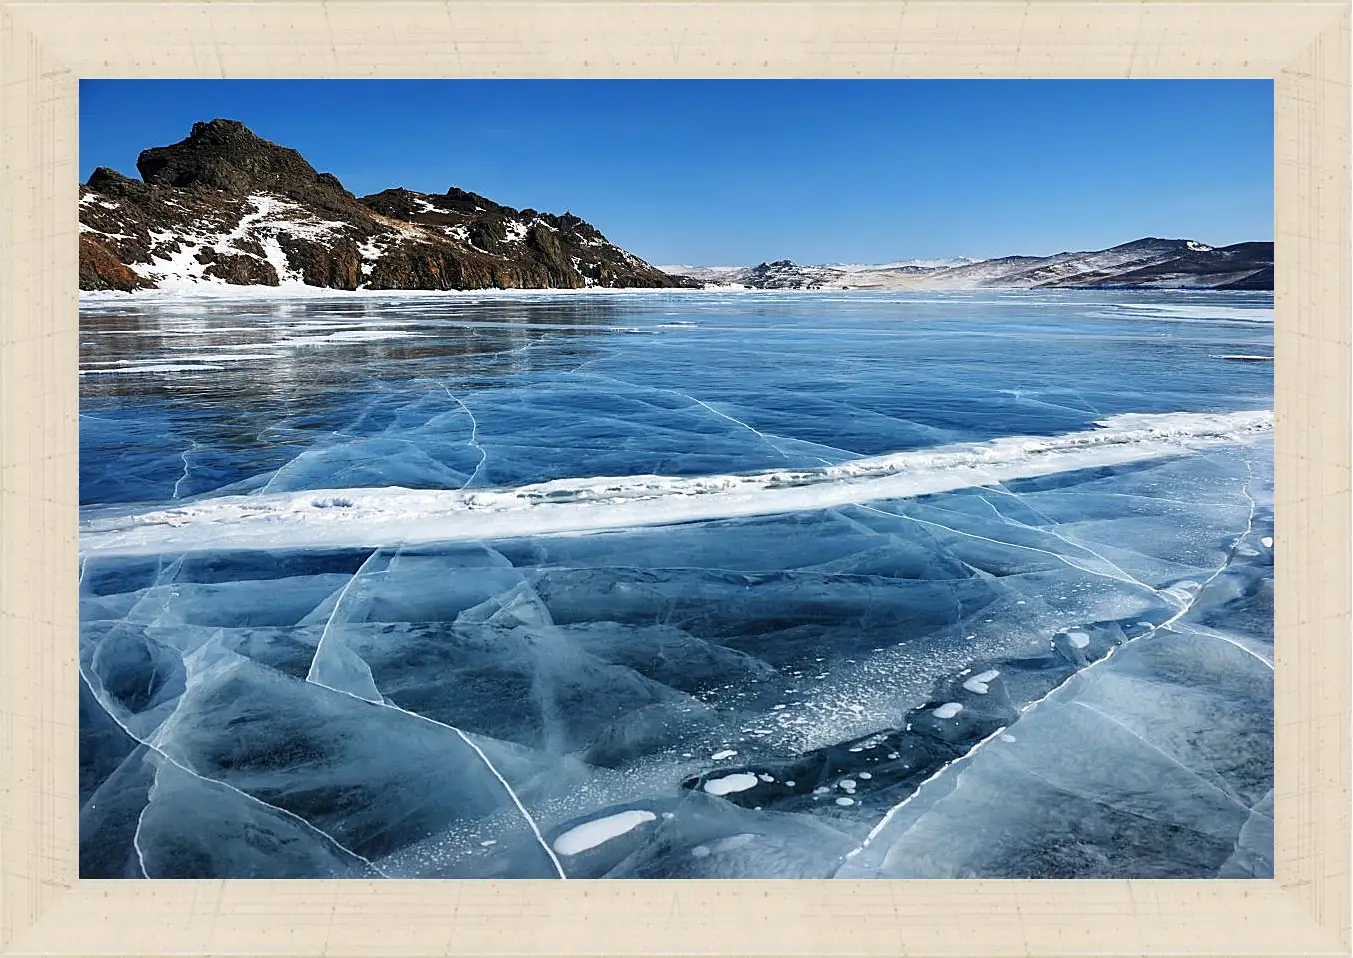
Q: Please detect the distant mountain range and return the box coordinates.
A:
[79,119,1272,294]
[661,240,1273,291]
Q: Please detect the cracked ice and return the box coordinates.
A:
[79,289,1274,879]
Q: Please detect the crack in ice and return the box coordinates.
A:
[171,440,200,500]
[1073,701,1253,811]
[131,797,152,878]
[431,383,487,489]
[1170,623,1273,670]
[298,538,564,877]
[681,394,797,462]
[567,369,838,465]
[842,463,1263,867]
[306,678,568,879]
[305,548,382,686]
[79,669,386,876]
[975,490,1164,601]
[855,503,1152,594]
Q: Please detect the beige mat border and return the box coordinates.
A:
[1,2,1348,956]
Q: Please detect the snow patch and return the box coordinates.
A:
[411,197,450,216]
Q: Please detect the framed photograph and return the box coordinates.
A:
[3,2,1349,956]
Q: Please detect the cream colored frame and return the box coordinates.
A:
[1,2,1348,955]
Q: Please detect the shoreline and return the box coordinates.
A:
[79,283,1278,303]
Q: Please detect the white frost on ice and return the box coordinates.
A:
[703,773,760,796]
[933,703,963,719]
[962,670,1000,694]
[550,809,657,856]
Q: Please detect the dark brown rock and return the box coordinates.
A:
[137,119,356,210]
[80,235,154,291]
[468,219,507,254]
[86,167,149,199]
[527,224,585,288]
[195,248,279,286]
[277,235,362,290]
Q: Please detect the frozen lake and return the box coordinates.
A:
[78,289,1275,879]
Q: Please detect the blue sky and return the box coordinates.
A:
[80,80,1272,265]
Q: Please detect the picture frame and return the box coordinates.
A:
[2,1,1348,955]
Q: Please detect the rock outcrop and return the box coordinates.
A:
[79,119,699,293]
[79,235,153,292]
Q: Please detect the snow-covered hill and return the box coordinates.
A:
[659,239,1272,291]
[79,120,698,293]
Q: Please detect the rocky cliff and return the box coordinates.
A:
[79,119,699,293]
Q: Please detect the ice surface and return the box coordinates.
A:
[837,608,1275,879]
[79,290,1273,878]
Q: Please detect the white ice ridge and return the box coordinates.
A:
[79,409,1273,557]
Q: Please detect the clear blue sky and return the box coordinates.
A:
[80,80,1272,265]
